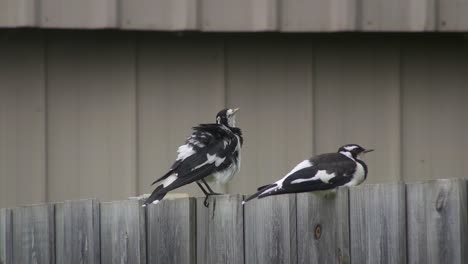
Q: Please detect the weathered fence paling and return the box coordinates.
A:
[100,199,146,264]
[245,194,296,264]
[1,179,468,264]
[197,195,244,264]
[297,188,349,264]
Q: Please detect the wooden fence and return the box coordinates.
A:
[0,178,467,264]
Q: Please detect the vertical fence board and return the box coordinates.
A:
[297,188,349,264]
[12,204,55,264]
[350,183,406,264]
[197,195,244,264]
[55,199,100,264]
[245,194,296,264]
[0,208,12,264]
[147,198,196,264]
[101,200,146,264]
[407,179,467,264]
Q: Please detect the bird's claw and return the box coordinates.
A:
[204,196,210,207]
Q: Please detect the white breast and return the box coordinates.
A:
[344,162,365,187]
[213,134,241,184]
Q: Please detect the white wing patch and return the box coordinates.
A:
[192,153,226,171]
[285,160,313,178]
[291,170,336,184]
[162,174,178,187]
[176,144,196,161]
[260,160,313,195]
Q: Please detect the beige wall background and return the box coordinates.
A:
[1,30,467,208]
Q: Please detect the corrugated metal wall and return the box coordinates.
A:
[1,30,468,208]
[1,0,468,31]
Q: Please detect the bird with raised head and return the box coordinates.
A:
[143,108,243,207]
[243,144,373,204]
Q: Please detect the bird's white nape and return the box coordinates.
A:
[344,145,359,151]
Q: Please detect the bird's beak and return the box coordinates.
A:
[363,149,374,153]
[232,108,240,114]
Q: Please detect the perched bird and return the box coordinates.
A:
[143,108,243,207]
[243,144,373,203]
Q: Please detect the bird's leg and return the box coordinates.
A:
[196,181,209,196]
[200,179,223,207]
[196,181,214,207]
[201,178,222,195]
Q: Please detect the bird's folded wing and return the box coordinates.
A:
[152,127,239,193]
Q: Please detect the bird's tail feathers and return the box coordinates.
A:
[256,184,271,191]
[242,184,277,204]
[143,185,168,207]
[151,170,174,186]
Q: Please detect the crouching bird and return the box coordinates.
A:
[243,144,373,204]
[143,108,243,207]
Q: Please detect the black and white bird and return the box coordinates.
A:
[143,108,243,207]
[243,144,373,203]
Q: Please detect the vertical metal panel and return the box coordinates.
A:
[226,39,313,194]
[12,204,55,264]
[244,194,296,264]
[47,31,137,202]
[297,188,349,264]
[407,179,468,264]
[438,0,468,31]
[55,199,100,264]
[0,208,12,264]
[402,39,468,182]
[360,0,435,31]
[281,0,356,31]
[100,200,147,264]
[349,183,406,263]
[121,0,197,30]
[314,39,401,183]
[196,195,244,264]
[40,0,117,28]
[147,198,196,264]
[201,0,277,31]
[0,0,37,27]
[0,32,46,208]
[137,35,225,197]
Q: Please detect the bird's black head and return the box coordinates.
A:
[216,108,240,127]
[338,144,374,159]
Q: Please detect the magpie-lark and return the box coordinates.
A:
[143,108,243,207]
[243,144,373,203]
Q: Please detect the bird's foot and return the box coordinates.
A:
[203,193,223,207]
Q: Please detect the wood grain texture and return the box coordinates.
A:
[55,199,100,264]
[244,194,296,264]
[147,198,196,264]
[101,200,146,264]
[407,179,468,264]
[297,188,349,264]
[12,204,55,264]
[0,209,12,264]
[197,195,244,264]
[350,183,406,264]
